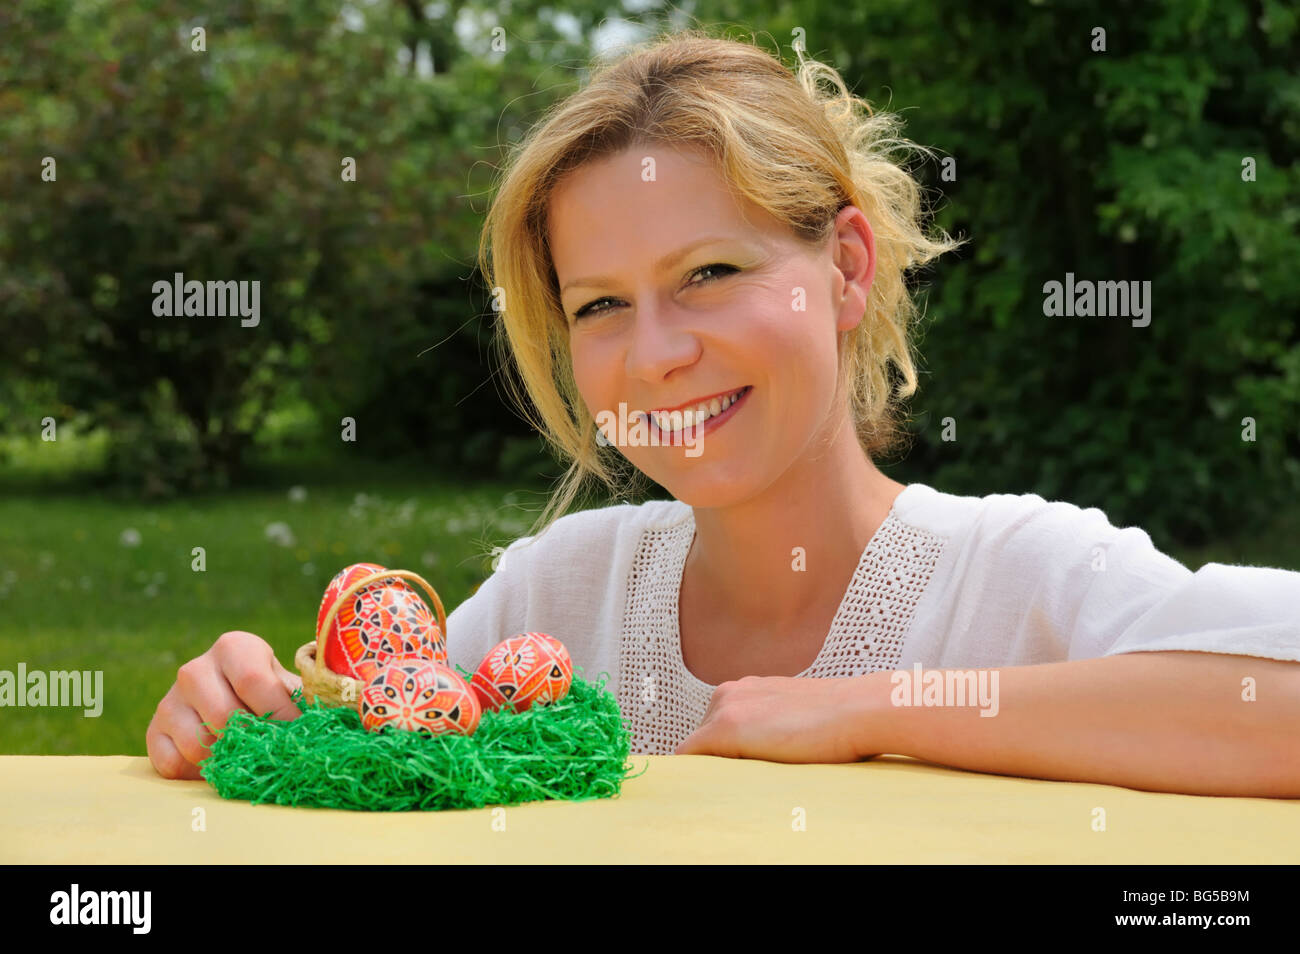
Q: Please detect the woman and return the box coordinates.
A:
[148,30,1300,796]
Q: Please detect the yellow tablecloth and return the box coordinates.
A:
[1,755,1295,863]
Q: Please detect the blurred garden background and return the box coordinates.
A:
[1,0,1297,755]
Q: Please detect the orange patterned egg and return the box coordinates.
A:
[317,563,446,683]
[360,657,481,737]
[471,633,573,714]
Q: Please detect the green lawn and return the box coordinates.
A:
[2,443,1297,757]
[0,454,556,757]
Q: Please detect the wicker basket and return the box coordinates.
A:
[295,567,448,713]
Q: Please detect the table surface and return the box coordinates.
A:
[1,754,1295,863]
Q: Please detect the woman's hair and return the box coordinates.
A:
[476,26,964,545]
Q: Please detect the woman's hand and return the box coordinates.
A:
[673,674,885,763]
[147,631,302,780]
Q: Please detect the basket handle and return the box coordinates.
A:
[315,567,448,671]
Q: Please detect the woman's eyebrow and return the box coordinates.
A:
[560,235,739,294]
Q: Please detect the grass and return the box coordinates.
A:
[1,436,1297,757]
[0,447,560,757]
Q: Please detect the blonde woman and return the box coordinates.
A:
[149,30,1300,797]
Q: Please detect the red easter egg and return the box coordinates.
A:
[360,657,480,737]
[316,562,384,643]
[471,632,573,714]
[317,563,446,682]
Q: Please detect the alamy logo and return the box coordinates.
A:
[50,884,151,934]
[595,402,705,458]
[889,662,1000,717]
[151,271,260,327]
[1042,272,1151,327]
[0,663,102,717]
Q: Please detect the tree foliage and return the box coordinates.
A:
[748,0,1300,544]
[2,0,1296,546]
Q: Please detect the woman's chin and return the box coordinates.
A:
[643,464,762,509]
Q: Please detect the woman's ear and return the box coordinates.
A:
[834,205,875,333]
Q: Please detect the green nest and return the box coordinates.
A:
[201,668,641,811]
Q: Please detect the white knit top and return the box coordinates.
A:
[444,482,1300,755]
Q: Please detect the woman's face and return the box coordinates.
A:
[548,143,874,506]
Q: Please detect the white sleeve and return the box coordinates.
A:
[929,491,1300,668]
[438,500,649,694]
[1026,499,1300,664]
[443,535,536,679]
[1099,561,1300,662]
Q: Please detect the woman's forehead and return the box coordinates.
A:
[548,148,784,263]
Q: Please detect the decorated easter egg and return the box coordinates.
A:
[471,632,573,714]
[317,563,446,682]
[360,657,481,737]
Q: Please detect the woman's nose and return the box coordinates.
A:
[624,302,701,382]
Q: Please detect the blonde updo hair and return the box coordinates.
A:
[476,27,964,543]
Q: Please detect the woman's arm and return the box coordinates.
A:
[675,651,1300,798]
[861,650,1300,797]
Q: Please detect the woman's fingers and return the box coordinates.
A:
[215,631,301,722]
[146,724,202,780]
[175,654,251,743]
[148,630,300,780]
[147,692,210,777]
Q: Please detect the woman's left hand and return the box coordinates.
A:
[673,674,884,762]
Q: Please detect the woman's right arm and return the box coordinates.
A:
[146,630,302,779]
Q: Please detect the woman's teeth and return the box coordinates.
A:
[650,387,748,432]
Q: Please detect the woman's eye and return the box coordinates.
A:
[574,296,618,320]
[688,263,739,285]
[572,264,738,320]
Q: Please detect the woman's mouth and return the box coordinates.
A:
[643,385,752,444]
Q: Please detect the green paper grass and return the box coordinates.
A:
[201,668,643,811]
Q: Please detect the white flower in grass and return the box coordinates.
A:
[120,528,142,547]
[264,522,296,547]
[288,485,308,503]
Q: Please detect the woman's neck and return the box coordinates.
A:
[684,416,906,633]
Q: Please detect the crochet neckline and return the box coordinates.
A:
[669,483,920,690]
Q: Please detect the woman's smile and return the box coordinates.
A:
[642,384,753,445]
